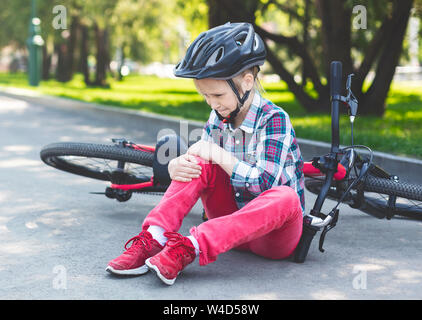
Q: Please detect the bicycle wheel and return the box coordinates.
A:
[305,175,422,220]
[40,142,167,193]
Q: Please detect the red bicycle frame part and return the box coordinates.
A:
[111,177,155,191]
[303,162,346,180]
[111,143,347,191]
[112,142,157,191]
[128,143,156,153]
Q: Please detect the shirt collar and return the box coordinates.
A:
[225,91,261,134]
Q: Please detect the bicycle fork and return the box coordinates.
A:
[293,154,340,263]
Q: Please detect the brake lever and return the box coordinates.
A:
[318,209,339,252]
[345,74,358,121]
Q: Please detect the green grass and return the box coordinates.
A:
[1,72,421,159]
[0,73,210,121]
[296,82,422,160]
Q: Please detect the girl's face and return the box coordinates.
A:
[194,78,238,118]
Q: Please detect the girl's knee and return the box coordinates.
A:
[194,155,215,167]
[266,186,302,214]
[269,185,299,199]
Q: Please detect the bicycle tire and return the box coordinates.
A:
[305,175,422,220]
[40,142,167,192]
[364,176,422,201]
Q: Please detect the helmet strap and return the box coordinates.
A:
[217,79,251,124]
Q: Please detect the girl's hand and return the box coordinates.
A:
[186,140,219,162]
[168,153,202,182]
[188,140,239,176]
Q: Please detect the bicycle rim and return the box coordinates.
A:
[361,191,422,220]
[362,176,422,220]
[305,176,422,220]
[40,142,157,186]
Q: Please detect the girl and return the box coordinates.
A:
[106,22,305,285]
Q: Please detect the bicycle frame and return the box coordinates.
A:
[109,139,348,192]
[110,139,157,191]
[109,145,347,192]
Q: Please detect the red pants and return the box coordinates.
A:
[142,156,303,266]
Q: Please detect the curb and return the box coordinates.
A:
[1,86,421,184]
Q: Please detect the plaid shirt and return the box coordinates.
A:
[201,92,305,214]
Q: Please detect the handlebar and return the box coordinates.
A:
[330,61,342,153]
[330,61,343,97]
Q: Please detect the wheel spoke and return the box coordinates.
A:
[57,155,153,181]
[305,176,422,220]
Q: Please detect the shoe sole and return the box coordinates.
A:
[145,258,177,286]
[105,264,149,276]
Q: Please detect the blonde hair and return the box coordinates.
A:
[232,66,266,96]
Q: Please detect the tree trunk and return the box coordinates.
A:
[55,42,69,82]
[93,23,109,87]
[80,24,92,86]
[42,44,52,80]
[208,0,257,27]
[67,16,80,79]
[316,0,353,80]
[53,17,79,83]
[264,41,328,112]
[360,0,413,115]
[117,46,125,81]
[301,0,311,87]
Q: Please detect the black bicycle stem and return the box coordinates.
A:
[330,61,342,153]
[311,61,342,214]
[293,61,343,263]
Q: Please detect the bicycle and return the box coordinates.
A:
[39,61,422,263]
[293,61,422,263]
[40,135,185,201]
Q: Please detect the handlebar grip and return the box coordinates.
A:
[293,218,319,263]
[330,61,342,97]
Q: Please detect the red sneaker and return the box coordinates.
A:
[145,232,196,285]
[106,230,164,275]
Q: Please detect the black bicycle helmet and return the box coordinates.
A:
[174,22,266,123]
[174,22,266,80]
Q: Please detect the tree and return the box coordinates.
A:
[210,0,415,116]
[207,0,257,26]
[77,0,117,86]
[0,0,209,84]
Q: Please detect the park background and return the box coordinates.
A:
[0,0,421,159]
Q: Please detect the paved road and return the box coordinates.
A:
[0,92,421,300]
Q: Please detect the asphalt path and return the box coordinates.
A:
[0,92,421,300]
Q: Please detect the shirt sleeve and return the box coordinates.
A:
[230,111,293,196]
